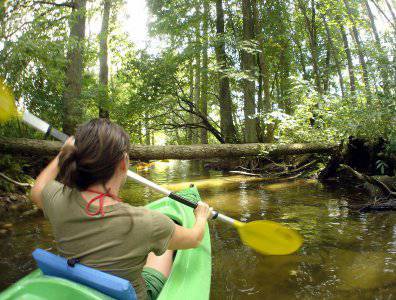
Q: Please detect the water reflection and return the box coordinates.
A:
[0,160,395,298]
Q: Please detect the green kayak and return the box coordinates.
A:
[0,186,211,300]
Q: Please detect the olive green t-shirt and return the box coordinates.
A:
[41,180,175,300]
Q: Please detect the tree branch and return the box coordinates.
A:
[33,1,74,8]
[370,0,396,29]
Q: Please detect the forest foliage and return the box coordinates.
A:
[0,0,395,146]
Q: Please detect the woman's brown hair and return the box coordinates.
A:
[58,118,130,190]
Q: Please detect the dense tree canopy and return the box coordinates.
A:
[0,0,395,146]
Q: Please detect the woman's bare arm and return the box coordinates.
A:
[31,137,74,208]
[167,201,211,249]
[31,155,60,209]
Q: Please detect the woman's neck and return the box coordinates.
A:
[86,177,121,196]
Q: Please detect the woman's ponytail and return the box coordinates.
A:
[58,144,79,189]
[57,118,130,191]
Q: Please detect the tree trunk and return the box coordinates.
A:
[322,15,345,98]
[344,0,372,100]
[274,2,292,115]
[62,0,87,135]
[253,0,262,114]
[241,0,258,143]
[298,0,322,95]
[383,0,396,87]
[200,0,209,144]
[98,0,111,118]
[294,36,309,81]
[137,121,143,144]
[0,137,338,160]
[214,0,237,143]
[323,39,331,93]
[187,56,194,144]
[254,0,271,142]
[370,0,396,28]
[364,0,391,95]
[339,24,356,95]
[0,1,5,39]
[385,0,396,23]
[365,0,382,50]
[253,0,263,142]
[144,114,150,145]
[193,32,201,144]
[278,42,292,114]
[175,129,181,144]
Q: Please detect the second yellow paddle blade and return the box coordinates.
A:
[0,79,17,123]
[235,220,303,255]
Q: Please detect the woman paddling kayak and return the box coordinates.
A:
[30,118,212,300]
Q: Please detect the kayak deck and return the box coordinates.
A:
[149,187,211,300]
[0,186,211,300]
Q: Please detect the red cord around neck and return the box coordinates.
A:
[82,189,121,217]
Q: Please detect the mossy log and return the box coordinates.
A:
[0,137,338,160]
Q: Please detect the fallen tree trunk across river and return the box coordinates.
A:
[0,137,338,160]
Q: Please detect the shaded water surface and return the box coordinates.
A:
[1,160,395,299]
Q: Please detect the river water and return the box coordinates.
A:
[1,160,395,299]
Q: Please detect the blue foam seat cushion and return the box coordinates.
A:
[32,248,136,300]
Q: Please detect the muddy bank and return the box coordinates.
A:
[0,193,41,221]
[204,137,396,212]
[0,153,49,219]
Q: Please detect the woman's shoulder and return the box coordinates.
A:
[119,203,171,223]
[118,203,152,218]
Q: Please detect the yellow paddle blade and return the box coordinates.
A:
[234,220,303,255]
[0,79,17,123]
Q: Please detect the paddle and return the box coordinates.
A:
[0,81,303,255]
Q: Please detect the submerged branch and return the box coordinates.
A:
[0,172,32,187]
[339,164,396,197]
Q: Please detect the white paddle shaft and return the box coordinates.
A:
[22,111,50,133]
[126,170,171,195]
[127,170,235,224]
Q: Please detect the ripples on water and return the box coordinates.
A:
[1,160,395,299]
